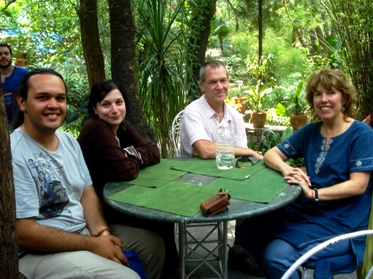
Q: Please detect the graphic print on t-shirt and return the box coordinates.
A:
[28,152,69,218]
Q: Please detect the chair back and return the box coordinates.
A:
[281,230,373,279]
[171,110,184,157]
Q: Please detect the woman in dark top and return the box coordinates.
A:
[363,112,373,129]
[78,80,179,279]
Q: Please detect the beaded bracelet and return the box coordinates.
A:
[93,227,111,237]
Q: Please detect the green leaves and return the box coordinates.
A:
[287,80,306,115]
[275,102,287,116]
[243,81,273,112]
[135,0,191,157]
[257,129,282,155]
[322,0,373,119]
[247,126,294,156]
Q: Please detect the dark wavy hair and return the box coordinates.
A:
[88,80,128,118]
[305,68,356,121]
[12,68,67,129]
[0,42,12,56]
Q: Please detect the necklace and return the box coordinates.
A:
[321,120,351,137]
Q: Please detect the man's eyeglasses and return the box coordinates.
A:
[235,156,261,168]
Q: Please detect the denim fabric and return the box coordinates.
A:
[237,219,352,279]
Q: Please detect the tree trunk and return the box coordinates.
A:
[108,0,157,145]
[315,26,328,55]
[309,28,328,56]
[188,0,217,97]
[0,83,19,278]
[77,0,106,88]
[257,0,264,82]
[258,0,263,65]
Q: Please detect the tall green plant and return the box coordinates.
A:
[135,0,192,157]
[321,0,373,119]
[242,81,273,112]
[285,81,308,115]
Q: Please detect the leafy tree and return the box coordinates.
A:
[186,0,217,94]
[278,0,328,53]
[108,0,157,145]
[9,0,82,67]
[321,0,373,120]
[135,0,192,157]
[211,18,231,52]
[3,0,91,130]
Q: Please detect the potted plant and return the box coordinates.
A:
[243,81,273,128]
[247,126,293,154]
[286,81,308,130]
[230,80,248,114]
[247,127,305,169]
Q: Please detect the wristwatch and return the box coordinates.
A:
[314,188,319,202]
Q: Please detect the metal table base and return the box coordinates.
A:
[179,221,228,279]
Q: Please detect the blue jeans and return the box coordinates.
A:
[236,220,351,279]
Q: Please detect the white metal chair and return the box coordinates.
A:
[171,110,184,157]
[281,230,373,279]
[171,110,184,234]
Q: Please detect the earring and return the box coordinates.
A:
[341,106,346,112]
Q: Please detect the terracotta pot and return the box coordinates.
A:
[290,114,308,130]
[251,111,267,128]
[239,100,248,114]
[233,97,246,104]
[232,97,248,114]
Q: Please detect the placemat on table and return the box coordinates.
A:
[171,157,266,180]
[208,167,288,203]
[129,158,186,187]
[107,181,222,217]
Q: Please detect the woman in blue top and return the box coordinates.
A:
[236,69,373,279]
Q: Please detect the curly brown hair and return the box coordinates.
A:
[305,68,356,121]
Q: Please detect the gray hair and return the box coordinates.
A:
[199,60,229,82]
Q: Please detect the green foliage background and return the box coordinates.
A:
[2,0,373,153]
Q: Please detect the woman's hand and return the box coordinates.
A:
[284,168,313,199]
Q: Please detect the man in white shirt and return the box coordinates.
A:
[180,60,264,276]
[180,60,262,159]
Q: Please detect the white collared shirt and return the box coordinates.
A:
[180,95,247,156]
